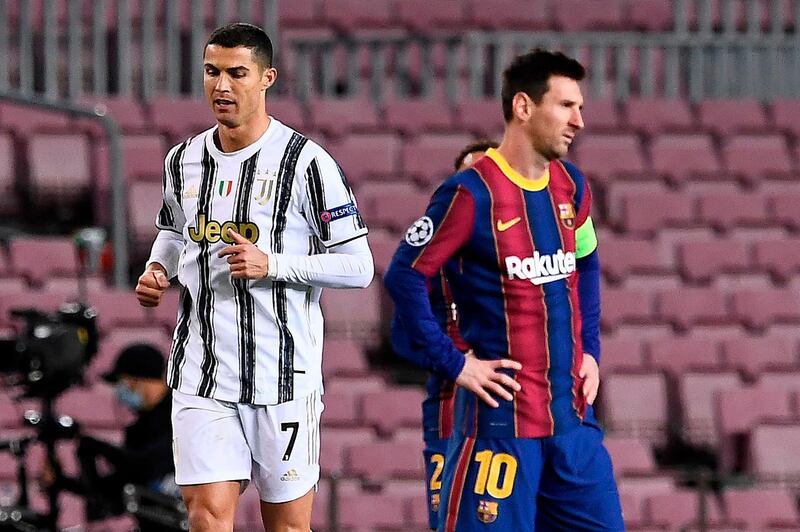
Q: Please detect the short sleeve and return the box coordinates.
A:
[301,148,368,248]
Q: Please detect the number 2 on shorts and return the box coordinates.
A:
[281,421,299,461]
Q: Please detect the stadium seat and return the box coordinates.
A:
[715,386,793,473]
[601,287,655,329]
[306,96,380,139]
[128,181,163,255]
[757,370,800,394]
[320,0,393,31]
[319,427,377,476]
[649,134,721,182]
[732,287,800,329]
[0,291,67,329]
[337,489,408,529]
[367,228,402,275]
[626,0,674,31]
[8,236,79,286]
[679,371,741,444]
[601,335,646,372]
[395,0,466,31]
[357,181,430,233]
[646,489,725,530]
[649,336,724,377]
[346,440,425,482]
[384,98,454,136]
[697,99,769,136]
[572,133,646,184]
[601,372,668,441]
[604,436,656,476]
[464,0,549,29]
[771,98,800,138]
[754,238,800,282]
[695,184,768,229]
[277,0,319,27]
[320,282,383,347]
[597,233,673,282]
[608,183,694,234]
[41,276,105,300]
[0,390,20,428]
[580,98,623,132]
[722,134,795,180]
[402,133,473,189]
[0,102,70,136]
[326,133,401,186]
[320,389,361,428]
[121,134,167,182]
[27,133,92,204]
[677,238,750,282]
[88,288,150,332]
[322,338,369,377]
[268,96,307,132]
[55,382,133,429]
[656,287,730,329]
[624,97,694,136]
[148,97,213,142]
[453,98,504,137]
[361,387,425,436]
[76,96,149,134]
[770,189,800,230]
[723,334,797,379]
[553,0,624,30]
[722,487,800,529]
[0,132,18,215]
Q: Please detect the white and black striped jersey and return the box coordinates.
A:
[154,118,368,405]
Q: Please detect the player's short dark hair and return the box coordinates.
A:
[501,49,585,121]
[206,23,273,70]
[454,139,500,171]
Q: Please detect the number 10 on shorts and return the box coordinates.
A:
[473,450,518,499]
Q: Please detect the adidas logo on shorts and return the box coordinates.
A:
[280,469,301,482]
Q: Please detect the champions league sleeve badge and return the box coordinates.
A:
[405,216,434,246]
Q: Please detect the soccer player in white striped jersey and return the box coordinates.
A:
[134,23,373,532]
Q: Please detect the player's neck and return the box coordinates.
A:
[216,113,271,153]
[496,130,550,181]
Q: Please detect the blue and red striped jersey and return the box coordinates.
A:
[385,148,598,438]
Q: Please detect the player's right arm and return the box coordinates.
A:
[384,180,521,408]
[135,146,188,307]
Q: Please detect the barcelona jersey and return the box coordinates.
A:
[386,148,598,439]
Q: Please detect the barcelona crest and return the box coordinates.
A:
[477,500,498,523]
[431,493,440,512]
[558,202,575,229]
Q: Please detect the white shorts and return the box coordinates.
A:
[171,388,323,503]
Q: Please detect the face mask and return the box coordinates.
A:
[115,384,144,411]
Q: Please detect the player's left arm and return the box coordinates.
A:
[566,161,601,404]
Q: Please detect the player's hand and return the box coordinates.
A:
[218,228,269,280]
[135,263,170,307]
[455,351,522,408]
[579,353,600,405]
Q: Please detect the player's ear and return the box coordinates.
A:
[512,92,532,121]
[261,66,277,92]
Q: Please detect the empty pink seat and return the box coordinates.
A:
[573,134,645,183]
[88,289,150,332]
[601,372,668,440]
[319,427,377,475]
[76,96,148,134]
[581,98,623,132]
[601,287,655,329]
[601,335,646,372]
[361,387,425,436]
[55,383,132,429]
[598,234,672,281]
[403,133,473,188]
[122,134,167,181]
[696,186,767,229]
[465,0,549,29]
[320,282,382,347]
[306,96,379,138]
[327,133,401,186]
[268,96,306,132]
[346,439,424,482]
[277,0,319,27]
[384,98,454,136]
[678,238,750,281]
[0,390,21,428]
[553,0,623,30]
[322,338,368,377]
[656,287,729,329]
[338,489,408,529]
[723,335,797,379]
[128,181,162,253]
[9,236,79,286]
[27,134,91,203]
[611,184,694,234]
[649,336,723,376]
[755,239,800,282]
[722,134,794,179]
[732,288,800,329]
[357,182,430,233]
[0,132,17,215]
[367,228,402,275]
[604,436,656,476]
[647,489,724,529]
[715,386,793,473]
[626,0,674,31]
[148,97,213,141]
[320,389,361,428]
[321,0,393,30]
[771,98,800,138]
[395,0,466,31]
[758,371,800,395]
[680,371,741,444]
[770,190,800,229]
[723,488,800,529]
[650,134,721,182]
[698,99,769,136]
[0,102,70,135]
[625,98,694,135]
[453,98,504,137]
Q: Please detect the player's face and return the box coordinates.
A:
[457,150,487,171]
[203,44,276,129]
[524,75,584,161]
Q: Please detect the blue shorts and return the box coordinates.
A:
[423,438,449,530]
[437,409,623,531]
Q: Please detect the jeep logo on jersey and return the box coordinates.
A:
[505,250,576,285]
[188,214,260,244]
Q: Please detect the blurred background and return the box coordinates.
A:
[0,0,799,530]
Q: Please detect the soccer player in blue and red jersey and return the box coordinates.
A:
[384,50,623,530]
[393,140,499,530]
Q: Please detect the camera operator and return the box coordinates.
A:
[42,343,175,523]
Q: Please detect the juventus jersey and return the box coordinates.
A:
[155,118,368,405]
